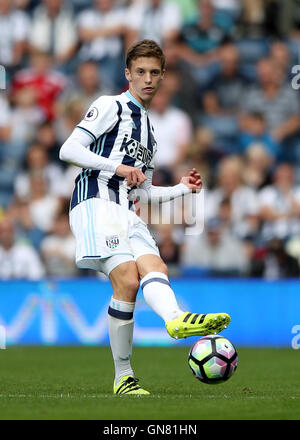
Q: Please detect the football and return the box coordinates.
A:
[188,335,238,384]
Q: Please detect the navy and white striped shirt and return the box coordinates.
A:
[70,90,157,210]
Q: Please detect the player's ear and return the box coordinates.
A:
[160,69,166,80]
[125,68,132,82]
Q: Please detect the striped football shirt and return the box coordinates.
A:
[70,90,157,210]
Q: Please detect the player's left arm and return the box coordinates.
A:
[136,167,202,204]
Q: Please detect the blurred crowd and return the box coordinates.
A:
[1,0,300,280]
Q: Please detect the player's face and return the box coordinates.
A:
[125,57,165,108]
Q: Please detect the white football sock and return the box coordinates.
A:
[108,297,135,386]
[141,272,184,322]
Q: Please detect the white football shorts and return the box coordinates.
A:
[69,197,160,276]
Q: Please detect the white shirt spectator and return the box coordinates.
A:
[0,9,30,66]
[29,195,60,232]
[41,233,77,277]
[0,242,45,280]
[149,106,193,167]
[10,106,45,143]
[127,0,182,44]
[77,7,124,60]
[29,4,77,58]
[205,186,259,237]
[181,229,248,274]
[14,164,65,200]
[259,185,300,239]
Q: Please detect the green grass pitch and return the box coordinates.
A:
[0,346,299,420]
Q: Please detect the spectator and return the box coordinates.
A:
[207,43,251,113]
[199,91,239,155]
[55,98,86,145]
[36,121,62,165]
[161,44,200,123]
[238,112,281,159]
[58,60,111,115]
[218,197,232,230]
[211,0,241,20]
[240,0,266,33]
[126,0,182,48]
[185,126,218,184]
[286,234,300,266]
[288,11,300,65]
[14,143,64,201]
[29,0,77,69]
[205,155,259,238]
[149,84,193,177]
[238,113,279,188]
[242,58,300,146]
[9,173,61,250]
[11,51,68,121]
[152,224,182,277]
[169,0,197,22]
[71,0,93,13]
[181,217,249,276]
[258,163,300,240]
[0,0,30,72]
[0,216,45,279]
[14,0,38,12]
[242,144,274,190]
[41,211,78,276]
[269,40,293,83]
[10,87,45,144]
[26,174,61,233]
[0,94,27,208]
[177,0,234,65]
[249,237,300,279]
[77,0,126,90]
[9,199,45,250]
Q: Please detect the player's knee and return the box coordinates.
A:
[137,259,169,279]
[159,262,169,276]
[143,262,169,278]
[123,277,140,295]
[113,276,140,301]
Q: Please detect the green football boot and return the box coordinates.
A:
[113,376,150,395]
[166,312,230,339]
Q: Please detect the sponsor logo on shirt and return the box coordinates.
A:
[120,133,153,166]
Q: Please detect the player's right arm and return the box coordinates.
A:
[59,130,146,187]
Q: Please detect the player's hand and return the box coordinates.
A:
[180,168,202,193]
[115,164,147,187]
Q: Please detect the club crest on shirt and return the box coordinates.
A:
[84,107,99,122]
[105,235,119,249]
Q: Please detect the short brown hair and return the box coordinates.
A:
[126,39,166,70]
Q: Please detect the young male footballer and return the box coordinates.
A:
[59,40,230,395]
